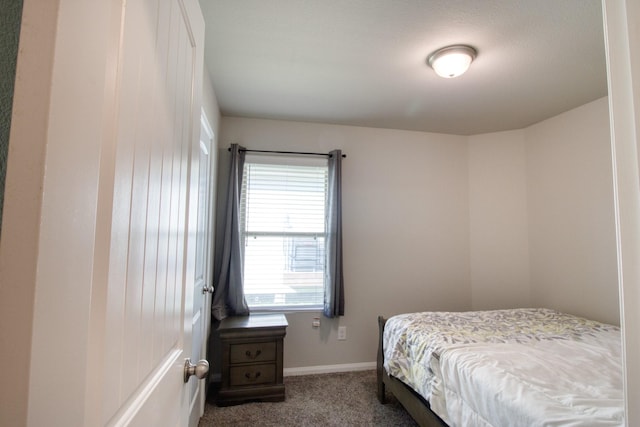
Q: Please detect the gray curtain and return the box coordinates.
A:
[323,149,344,318]
[212,144,250,320]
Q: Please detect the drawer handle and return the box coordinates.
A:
[245,371,261,382]
[245,349,262,359]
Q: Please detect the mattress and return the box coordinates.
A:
[383,308,623,427]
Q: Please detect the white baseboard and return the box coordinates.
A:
[283,361,376,377]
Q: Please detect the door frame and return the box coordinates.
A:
[198,109,216,415]
[603,1,640,425]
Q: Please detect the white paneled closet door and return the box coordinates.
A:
[186,111,216,427]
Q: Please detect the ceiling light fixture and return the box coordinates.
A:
[427,45,477,78]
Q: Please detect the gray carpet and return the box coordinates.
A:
[199,370,418,426]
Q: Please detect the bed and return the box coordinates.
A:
[376,308,624,427]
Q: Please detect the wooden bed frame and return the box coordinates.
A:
[377,316,448,427]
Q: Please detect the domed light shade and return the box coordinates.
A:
[427,45,477,78]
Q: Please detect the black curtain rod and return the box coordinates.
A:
[228,148,346,158]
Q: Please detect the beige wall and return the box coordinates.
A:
[525,97,619,325]
[466,99,618,324]
[216,96,619,369]
[218,117,471,368]
[468,130,530,310]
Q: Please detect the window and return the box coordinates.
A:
[240,155,328,310]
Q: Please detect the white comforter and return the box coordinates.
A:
[383,309,624,427]
[435,334,624,426]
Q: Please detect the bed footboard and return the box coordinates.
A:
[377,314,448,427]
[377,316,387,403]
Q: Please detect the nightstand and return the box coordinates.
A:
[215,313,288,406]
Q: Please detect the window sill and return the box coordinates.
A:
[250,306,323,314]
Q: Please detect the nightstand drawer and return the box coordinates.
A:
[229,364,276,387]
[230,342,276,364]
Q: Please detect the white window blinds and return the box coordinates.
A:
[240,155,328,310]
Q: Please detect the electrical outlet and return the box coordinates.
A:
[312,317,320,328]
[338,326,347,340]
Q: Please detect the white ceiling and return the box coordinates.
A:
[200,0,607,136]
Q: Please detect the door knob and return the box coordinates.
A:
[202,285,214,294]
[184,358,209,382]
